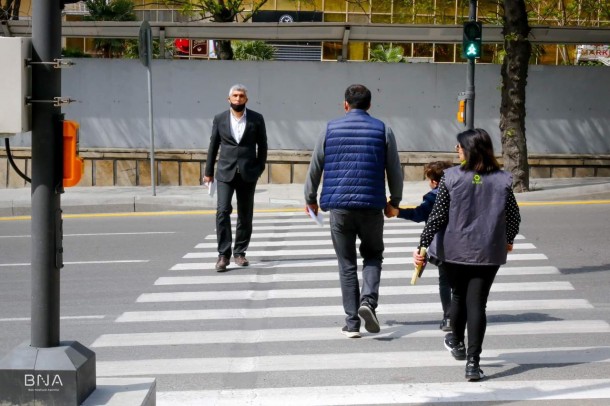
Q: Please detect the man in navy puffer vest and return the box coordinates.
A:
[305,84,403,338]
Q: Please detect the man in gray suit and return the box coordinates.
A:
[204,84,268,272]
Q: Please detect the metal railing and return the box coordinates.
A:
[2,20,609,45]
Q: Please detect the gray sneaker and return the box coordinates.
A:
[444,333,466,360]
[358,302,380,333]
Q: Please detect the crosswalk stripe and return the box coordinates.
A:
[170,253,547,271]
[195,237,423,248]
[115,299,592,323]
[250,217,426,225]
[183,244,537,259]
[91,320,610,348]
[232,222,424,231]
[195,236,525,249]
[155,379,610,405]
[210,230,528,239]
[161,265,560,282]
[137,281,573,303]
[96,346,610,376]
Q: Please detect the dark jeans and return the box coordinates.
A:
[216,172,257,258]
[438,263,451,319]
[329,209,384,331]
[444,263,499,359]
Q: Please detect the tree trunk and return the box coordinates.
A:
[215,40,234,60]
[500,0,531,193]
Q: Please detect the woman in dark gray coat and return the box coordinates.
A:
[413,128,521,381]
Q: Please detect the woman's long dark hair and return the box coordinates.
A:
[457,128,501,174]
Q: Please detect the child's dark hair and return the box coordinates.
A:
[424,161,453,183]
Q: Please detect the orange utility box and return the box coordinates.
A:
[63,120,83,187]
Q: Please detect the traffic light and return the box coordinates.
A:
[462,21,482,59]
[63,120,83,187]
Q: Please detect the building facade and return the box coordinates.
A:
[50,0,610,64]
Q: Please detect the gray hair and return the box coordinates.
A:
[229,84,248,96]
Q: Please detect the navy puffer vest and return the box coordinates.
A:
[320,110,387,211]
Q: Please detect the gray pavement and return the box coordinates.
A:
[1,177,610,216]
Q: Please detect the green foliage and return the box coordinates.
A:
[84,0,136,22]
[369,44,405,63]
[526,0,605,25]
[232,41,275,61]
[577,60,605,66]
[123,40,176,59]
[163,0,269,23]
[62,48,91,58]
[162,0,269,59]
[85,0,136,58]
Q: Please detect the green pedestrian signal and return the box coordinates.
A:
[462,21,482,60]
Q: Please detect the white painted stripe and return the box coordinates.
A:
[156,379,610,405]
[137,281,572,303]
[211,230,527,239]
[64,232,176,237]
[0,315,105,322]
[170,253,546,271]
[196,236,527,248]
[250,217,425,225]
[96,345,610,376]
[0,232,175,238]
[115,299,591,322]
[183,245,539,259]
[195,237,423,249]
[91,320,610,348]
[157,265,560,285]
[0,260,149,267]
[233,223,425,232]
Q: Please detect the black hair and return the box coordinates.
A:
[457,128,501,174]
[345,84,371,110]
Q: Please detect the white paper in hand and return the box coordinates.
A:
[206,180,216,197]
[307,207,324,227]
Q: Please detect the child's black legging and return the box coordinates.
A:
[444,263,500,360]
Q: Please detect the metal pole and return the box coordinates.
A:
[147,64,156,196]
[465,0,477,130]
[31,0,62,348]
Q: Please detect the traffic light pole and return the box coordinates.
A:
[0,1,96,404]
[465,0,477,130]
[30,0,63,351]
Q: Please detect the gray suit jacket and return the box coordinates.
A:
[204,108,268,183]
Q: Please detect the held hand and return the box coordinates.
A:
[413,249,426,267]
[306,203,319,216]
[507,244,513,252]
[203,175,214,185]
[384,203,399,218]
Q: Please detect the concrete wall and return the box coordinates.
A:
[7,59,610,154]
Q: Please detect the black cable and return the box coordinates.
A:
[5,138,32,184]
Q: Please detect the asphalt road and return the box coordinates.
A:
[1,202,609,405]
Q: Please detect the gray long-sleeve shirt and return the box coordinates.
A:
[304,124,403,209]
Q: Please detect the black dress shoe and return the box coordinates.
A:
[216,256,230,272]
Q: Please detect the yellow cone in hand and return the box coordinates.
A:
[411,247,427,285]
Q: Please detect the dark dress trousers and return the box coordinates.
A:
[204,109,268,258]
